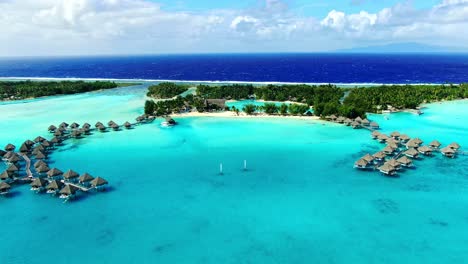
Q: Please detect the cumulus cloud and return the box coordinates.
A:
[0,0,468,55]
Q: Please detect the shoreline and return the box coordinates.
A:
[171,111,321,120]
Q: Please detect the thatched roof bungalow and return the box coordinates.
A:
[448,142,461,150]
[34,136,46,143]
[124,122,132,129]
[399,134,410,142]
[36,164,50,174]
[373,152,387,161]
[30,178,48,192]
[406,140,420,149]
[355,117,363,123]
[70,122,80,129]
[390,131,400,138]
[0,171,12,181]
[440,147,456,158]
[46,180,64,194]
[64,170,79,182]
[361,118,370,126]
[428,140,442,149]
[417,146,433,156]
[59,185,79,199]
[34,160,47,169]
[383,146,396,155]
[397,156,413,167]
[351,121,361,129]
[48,125,57,132]
[371,131,381,139]
[379,163,397,176]
[47,168,63,179]
[369,122,379,129]
[78,173,94,184]
[404,148,419,158]
[4,143,15,151]
[90,177,108,189]
[354,159,369,169]
[0,182,11,195]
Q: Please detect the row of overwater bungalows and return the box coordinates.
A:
[354,130,461,176]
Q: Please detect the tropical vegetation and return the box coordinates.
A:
[147,82,190,99]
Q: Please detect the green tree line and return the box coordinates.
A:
[147,82,190,99]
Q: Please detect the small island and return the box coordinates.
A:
[0,80,134,101]
[144,82,468,118]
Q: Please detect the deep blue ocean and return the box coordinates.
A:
[1,53,468,84]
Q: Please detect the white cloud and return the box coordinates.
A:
[0,0,468,55]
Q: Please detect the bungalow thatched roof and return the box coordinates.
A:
[336,116,346,123]
[8,155,22,163]
[406,140,420,148]
[34,144,45,151]
[362,154,374,162]
[379,163,396,173]
[35,152,47,160]
[383,146,395,154]
[41,140,51,148]
[355,159,368,167]
[399,134,410,141]
[90,177,108,187]
[0,149,6,157]
[373,152,387,159]
[418,146,432,153]
[47,168,63,177]
[19,144,30,153]
[46,180,64,190]
[63,170,79,179]
[390,131,400,137]
[441,147,456,154]
[34,160,47,168]
[60,184,79,195]
[24,140,35,147]
[50,137,61,144]
[351,121,360,127]
[79,173,94,183]
[54,130,64,137]
[372,131,381,137]
[34,136,46,143]
[329,114,337,120]
[405,148,419,156]
[370,122,379,128]
[355,117,363,122]
[5,143,15,151]
[397,156,412,165]
[48,125,57,131]
[31,178,48,188]
[448,142,461,150]
[413,138,423,145]
[7,164,19,172]
[429,140,442,148]
[95,122,104,128]
[0,171,11,180]
[83,123,91,128]
[60,122,69,128]
[124,122,132,128]
[36,164,50,173]
[0,182,11,191]
[377,134,389,141]
[70,122,80,129]
[386,159,401,167]
[361,118,370,125]
[107,120,116,126]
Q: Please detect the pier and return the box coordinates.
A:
[19,153,33,178]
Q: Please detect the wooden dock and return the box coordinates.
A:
[60,180,91,192]
[19,153,33,178]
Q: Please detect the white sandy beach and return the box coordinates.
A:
[171,111,321,120]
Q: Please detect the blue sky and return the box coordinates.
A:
[0,0,467,56]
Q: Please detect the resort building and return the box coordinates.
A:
[0,182,11,195]
[379,163,397,176]
[59,185,79,200]
[448,142,461,150]
[428,140,442,149]
[46,180,64,195]
[417,146,433,156]
[373,152,387,162]
[63,170,80,182]
[440,147,456,158]
[30,178,48,193]
[404,148,419,159]
[397,156,413,167]
[354,159,370,169]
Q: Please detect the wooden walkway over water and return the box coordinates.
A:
[19,153,33,178]
[60,180,91,192]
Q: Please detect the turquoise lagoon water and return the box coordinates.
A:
[0,86,467,263]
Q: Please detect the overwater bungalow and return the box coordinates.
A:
[379,163,397,176]
[24,140,35,147]
[60,122,69,128]
[386,159,401,170]
[3,151,15,160]
[70,122,80,129]
[373,152,387,162]
[97,125,107,132]
[362,154,375,163]
[355,117,363,123]
[95,122,104,128]
[440,147,456,158]
[124,122,132,129]
[82,127,91,135]
[397,156,413,168]
[369,122,379,129]
[71,130,82,138]
[417,146,433,156]
[59,184,79,200]
[30,178,48,193]
[47,168,63,180]
[32,148,44,156]
[147,116,156,123]
[404,148,419,158]
[351,121,361,129]
[54,130,64,137]
[165,117,177,126]
[361,118,370,126]
[429,140,442,149]
[7,155,22,164]
[377,134,389,143]
[36,164,51,174]
[0,149,6,157]
[371,131,381,139]
[354,159,370,169]
[406,140,420,149]
[83,123,91,129]
[383,146,395,155]
[387,142,399,150]
[46,180,64,195]
[41,140,51,149]
[58,126,66,132]
[336,117,345,124]
[344,118,352,126]
[4,143,15,151]
[34,160,47,169]
[448,142,461,150]
[48,125,57,133]
[50,137,62,146]
[0,171,12,182]
[90,177,108,190]
[63,170,79,182]
[399,134,410,143]
[78,173,94,186]
[108,120,117,127]
[136,115,145,123]
[34,136,46,143]
[413,138,423,145]
[33,144,45,152]
[390,131,400,139]
[19,143,31,153]
[35,151,47,160]
[111,123,120,131]
[0,182,11,195]
[6,164,19,175]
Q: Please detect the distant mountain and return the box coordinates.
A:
[335,43,467,53]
